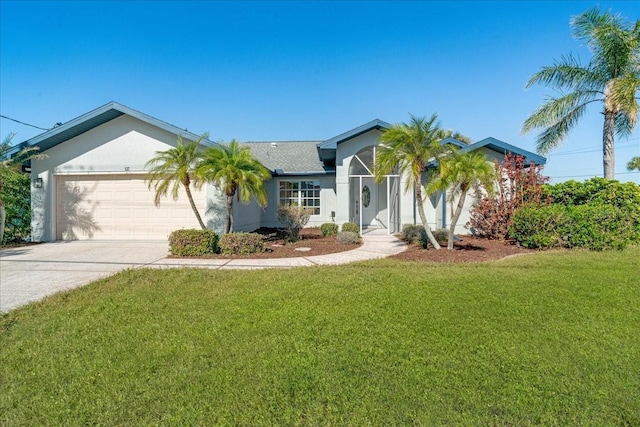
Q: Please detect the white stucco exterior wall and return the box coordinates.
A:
[255,175,337,229]
[30,115,216,241]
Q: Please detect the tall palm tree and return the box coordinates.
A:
[428,150,495,250]
[197,140,271,234]
[523,7,640,180]
[1,133,44,243]
[628,156,640,171]
[145,134,207,230]
[375,114,454,250]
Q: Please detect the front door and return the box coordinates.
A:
[361,178,377,227]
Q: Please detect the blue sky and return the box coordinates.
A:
[1,0,638,183]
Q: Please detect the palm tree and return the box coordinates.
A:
[145,134,207,230]
[375,114,454,250]
[197,140,271,234]
[628,156,640,171]
[1,133,44,243]
[428,150,495,250]
[523,7,640,180]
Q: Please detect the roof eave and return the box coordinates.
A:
[462,137,547,165]
[23,101,215,152]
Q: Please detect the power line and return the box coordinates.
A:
[0,114,50,131]
[549,171,639,179]
[551,144,640,157]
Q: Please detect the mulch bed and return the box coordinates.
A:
[2,231,537,263]
[391,235,537,263]
[185,227,361,259]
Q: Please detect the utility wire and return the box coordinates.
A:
[550,171,639,179]
[0,114,50,131]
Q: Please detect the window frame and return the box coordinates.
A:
[278,179,321,216]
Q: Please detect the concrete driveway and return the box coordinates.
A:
[0,241,169,313]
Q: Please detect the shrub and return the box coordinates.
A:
[510,202,638,251]
[218,232,265,255]
[169,229,219,256]
[277,204,313,242]
[544,177,640,210]
[0,168,31,244]
[565,204,635,251]
[320,222,339,237]
[399,225,448,248]
[468,153,549,239]
[509,204,568,249]
[336,231,360,245]
[401,224,427,247]
[433,228,449,243]
[341,222,359,235]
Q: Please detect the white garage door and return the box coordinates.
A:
[57,174,205,240]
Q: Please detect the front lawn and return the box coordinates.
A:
[1,248,639,425]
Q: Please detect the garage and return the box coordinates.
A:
[57,174,205,240]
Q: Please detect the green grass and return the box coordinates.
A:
[1,248,639,425]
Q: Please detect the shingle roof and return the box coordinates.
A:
[243,141,332,175]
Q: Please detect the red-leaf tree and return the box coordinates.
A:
[467,153,549,240]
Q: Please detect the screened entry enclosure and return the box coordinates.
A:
[348,146,400,234]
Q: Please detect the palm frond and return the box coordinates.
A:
[525,55,603,90]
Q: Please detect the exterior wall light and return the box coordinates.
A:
[34,177,44,189]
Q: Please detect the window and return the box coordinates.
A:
[279,180,321,215]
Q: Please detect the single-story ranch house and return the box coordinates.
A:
[24,102,545,241]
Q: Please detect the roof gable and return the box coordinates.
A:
[22,102,213,153]
[462,137,546,165]
[318,119,391,150]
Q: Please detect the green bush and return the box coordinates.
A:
[320,222,339,237]
[168,229,219,256]
[400,224,427,247]
[400,225,448,247]
[545,177,640,211]
[218,232,265,255]
[277,204,313,242]
[510,202,639,251]
[341,222,359,235]
[0,168,31,244]
[565,204,634,251]
[336,231,360,245]
[509,204,568,249]
[433,228,449,243]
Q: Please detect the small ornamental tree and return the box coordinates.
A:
[468,153,549,240]
[277,204,313,242]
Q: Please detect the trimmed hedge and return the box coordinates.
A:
[320,222,339,237]
[510,203,639,251]
[169,229,219,256]
[509,205,567,249]
[218,232,265,255]
[341,222,359,235]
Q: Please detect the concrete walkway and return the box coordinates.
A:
[0,232,406,312]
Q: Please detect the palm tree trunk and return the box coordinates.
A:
[225,195,234,234]
[448,190,468,250]
[183,184,206,230]
[603,109,616,180]
[415,183,441,250]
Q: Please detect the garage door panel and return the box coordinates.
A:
[133,209,150,218]
[57,175,205,240]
